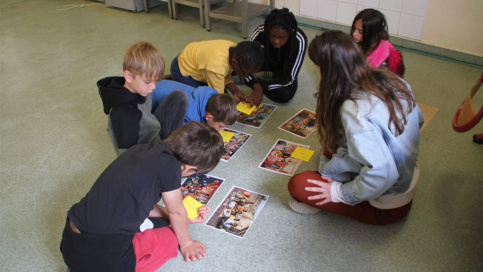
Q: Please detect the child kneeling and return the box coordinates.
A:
[60,122,224,272]
[151,80,237,131]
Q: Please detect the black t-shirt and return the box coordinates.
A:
[62,143,181,271]
[69,142,181,234]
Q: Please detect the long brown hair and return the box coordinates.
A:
[350,9,389,56]
[308,30,415,154]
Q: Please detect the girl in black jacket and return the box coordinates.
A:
[247,8,307,105]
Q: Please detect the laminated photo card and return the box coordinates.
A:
[181,174,225,205]
[236,104,277,128]
[205,186,269,239]
[220,128,252,162]
[259,139,310,176]
[279,109,317,139]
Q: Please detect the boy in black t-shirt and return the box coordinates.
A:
[60,122,224,272]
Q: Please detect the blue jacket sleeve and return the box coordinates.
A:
[318,101,399,205]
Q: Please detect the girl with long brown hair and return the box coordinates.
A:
[287,30,423,225]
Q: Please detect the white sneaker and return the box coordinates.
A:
[288,196,321,214]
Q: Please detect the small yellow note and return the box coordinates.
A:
[219,130,235,143]
[183,196,204,220]
[237,102,259,115]
[290,147,315,162]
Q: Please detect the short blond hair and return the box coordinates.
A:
[123,41,164,81]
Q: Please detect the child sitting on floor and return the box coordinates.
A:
[288,30,423,225]
[248,8,308,104]
[350,8,405,77]
[98,41,188,156]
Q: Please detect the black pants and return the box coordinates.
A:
[258,78,298,103]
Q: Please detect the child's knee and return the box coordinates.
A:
[171,89,188,100]
[288,171,320,200]
[167,90,189,109]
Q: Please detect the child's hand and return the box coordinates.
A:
[233,89,248,103]
[189,206,211,224]
[305,176,334,205]
[248,84,263,107]
[179,240,207,262]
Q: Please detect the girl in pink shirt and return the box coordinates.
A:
[351,8,405,77]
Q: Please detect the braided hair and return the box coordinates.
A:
[233,40,264,71]
[263,8,298,72]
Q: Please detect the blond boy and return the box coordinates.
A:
[98,41,188,155]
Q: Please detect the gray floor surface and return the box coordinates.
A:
[1,1,482,271]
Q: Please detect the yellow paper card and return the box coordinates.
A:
[183,196,204,220]
[290,147,315,162]
[219,130,235,143]
[237,102,258,115]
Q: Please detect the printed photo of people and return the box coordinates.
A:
[221,129,252,162]
[259,139,309,176]
[181,174,225,205]
[236,104,277,128]
[279,109,317,138]
[205,186,269,238]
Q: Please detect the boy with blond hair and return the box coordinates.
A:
[98,41,188,155]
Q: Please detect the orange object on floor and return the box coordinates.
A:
[452,73,483,143]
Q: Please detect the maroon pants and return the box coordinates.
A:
[288,171,413,225]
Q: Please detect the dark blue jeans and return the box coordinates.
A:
[170,54,207,88]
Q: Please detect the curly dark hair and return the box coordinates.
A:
[232,41,264,71]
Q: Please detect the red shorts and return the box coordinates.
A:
[132,227,179,272]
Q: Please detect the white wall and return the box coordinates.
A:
[299,0,427,41]
[424,0,482,56]
[253,0,482,57]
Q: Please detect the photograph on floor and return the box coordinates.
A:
[181,174,225,205]
[220,128,252,162]
[205,186,269,239]
[279,108,317,138]
[236,104,277,128]
[259,139,310,176]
